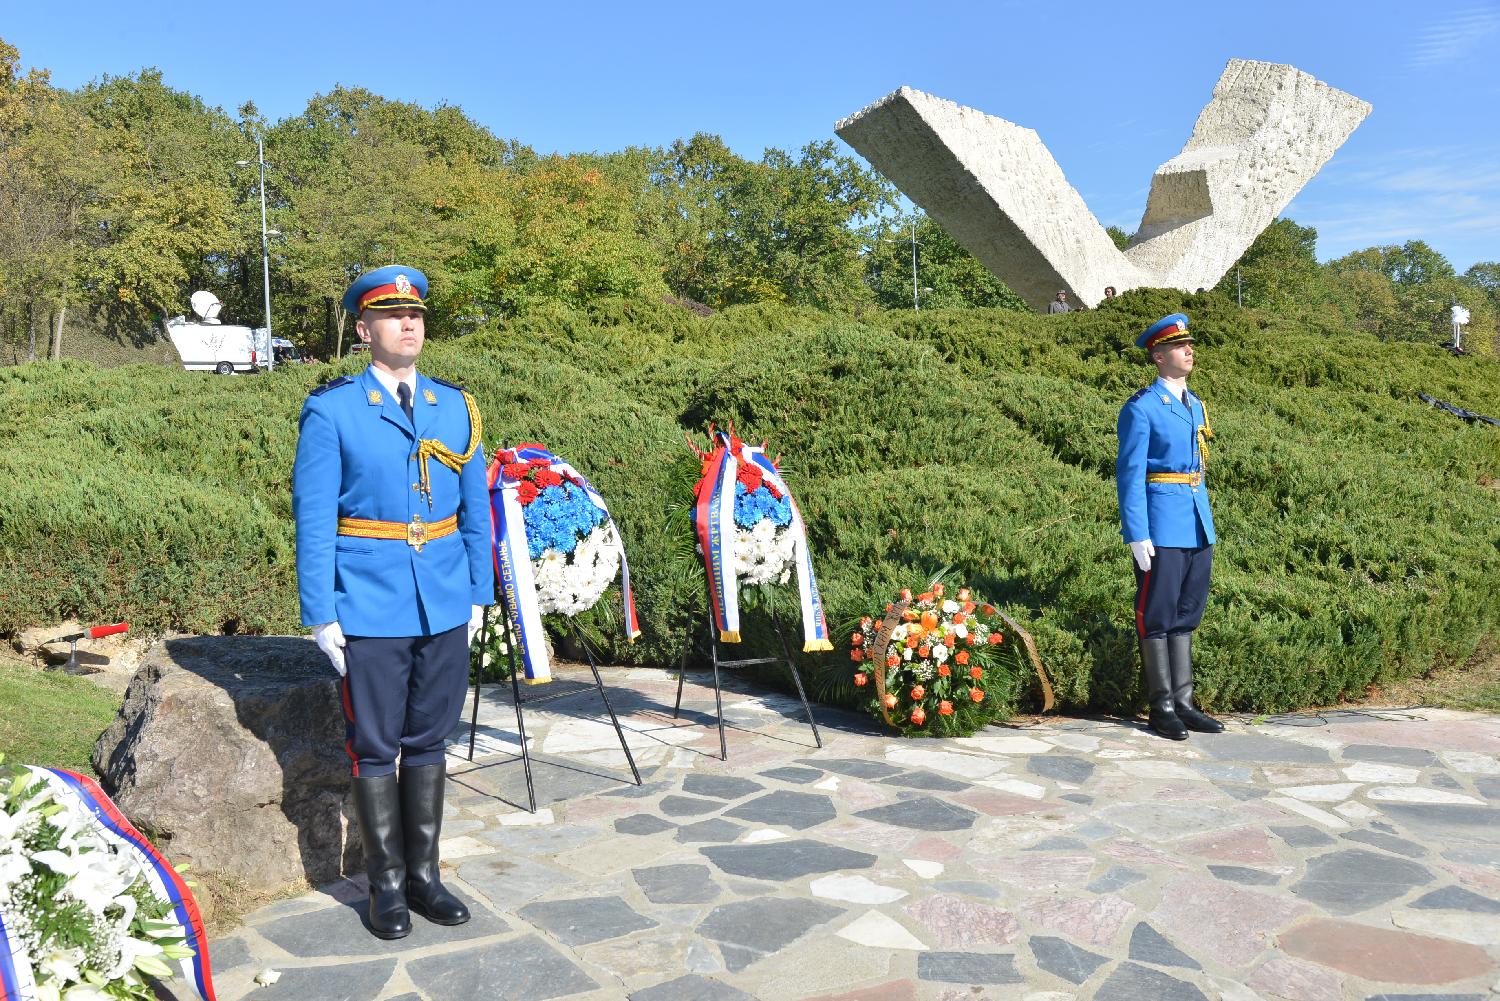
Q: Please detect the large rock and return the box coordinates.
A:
[93,636,356,890]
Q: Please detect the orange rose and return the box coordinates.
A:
[955,650,970,665]
[969,688,985,703]
[850,649,863,663]
[851,632,864,646]
[957,588,971,601]
[953,613,967,625]
[938,700,954,716]
[883,693,899,709]
[886,654,900,668]
[860,616,873,628]
[905,636,919,649]
[909,624,926,640]
[969,665,983,681]
[982,604,996,615]
[910,685,926,700]
[853,673,868,687]
[910,706,927,725]
[989,633,1004,645]
[918,645,931,658]
[965,635,975,646]
[962,600,976,614]
[937,663,951,677]
[900,588,913,601]
[902,609,918,622]
[920,610,939,630]
[932,583,945,597]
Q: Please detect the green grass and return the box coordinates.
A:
[0,658,121,769]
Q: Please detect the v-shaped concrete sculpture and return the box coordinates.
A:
[835,60,1370,310]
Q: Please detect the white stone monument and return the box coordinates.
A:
[835,60,1371,310]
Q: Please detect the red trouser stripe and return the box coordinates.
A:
[341,676,360,777]
[1135,568,1152,639]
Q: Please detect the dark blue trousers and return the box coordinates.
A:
[340,624,468,777]
[1133,545,1213,639]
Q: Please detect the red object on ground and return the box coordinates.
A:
[87,622,129,639]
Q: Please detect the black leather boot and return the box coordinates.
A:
[400,762,471,926]
[1168,633,1224,733]
[351,774,411,939]
[1141,637,1188,740]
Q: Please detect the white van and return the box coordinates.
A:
[164,291,270,375]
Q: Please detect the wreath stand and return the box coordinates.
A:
[465,579,642,813]
[671,585,823,760]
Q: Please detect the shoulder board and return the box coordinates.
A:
[1126,386,1152,405]
[428,376,467,392]
[308,375,354,398]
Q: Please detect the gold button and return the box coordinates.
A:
[410,454,418,461]
[413,483,421,491]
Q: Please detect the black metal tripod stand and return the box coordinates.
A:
[466,581,641,812]
[672,591,822,760]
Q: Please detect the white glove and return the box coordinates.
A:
[1129,539,1156,573]
[312,621,347,677]
[468,606,485,647]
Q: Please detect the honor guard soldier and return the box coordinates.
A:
[293,265,494,939]
[1115,312,1224,741]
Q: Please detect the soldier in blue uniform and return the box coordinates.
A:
[293,265,494,938]
[1116,312,1224,741]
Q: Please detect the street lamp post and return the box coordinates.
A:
[909,219,919,312]
[237,135,274,372]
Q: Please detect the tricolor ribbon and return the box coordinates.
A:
[487,444,640,684]
[23,768,215,1001]
[0,895,38,1001]
[692,432,833,653]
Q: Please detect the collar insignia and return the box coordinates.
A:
[1160,394,1172,404]
[367,390,383,405]
[422,388,437,404]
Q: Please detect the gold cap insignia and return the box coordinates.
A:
[423,388,437,405]
[395,274,411,295]
[368,390,383,405]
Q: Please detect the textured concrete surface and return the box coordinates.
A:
[835,59,1369,309]
[189,668,1497,1000]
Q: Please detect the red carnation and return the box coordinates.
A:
[853,672,869,687]
[850,649,863,663]
[516,481,540,505]
[851,632,864,646]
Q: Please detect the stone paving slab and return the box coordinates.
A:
[190,669,1499,1000]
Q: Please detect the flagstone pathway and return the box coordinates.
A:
[193,668,1500,1001]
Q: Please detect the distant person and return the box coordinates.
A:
[1046,290,1072,314]
[1103,286,1117,300]
[293,265,493,939]
[1115,312,1222,741]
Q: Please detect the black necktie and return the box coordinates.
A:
[1181,391,1190,412]
[397,382,415,425]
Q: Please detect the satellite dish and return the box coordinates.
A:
[190,291,224,324]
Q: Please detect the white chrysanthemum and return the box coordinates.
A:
[952,623,969,639]
[931,643,949,663]
[942,599,959,613]
[533,521,621,616]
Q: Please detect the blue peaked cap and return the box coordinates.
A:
[1136,312,1193,350]
[342,265,428,315]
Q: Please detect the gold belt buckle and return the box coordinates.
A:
[1188,470,1202,488]
[407,514,428,552]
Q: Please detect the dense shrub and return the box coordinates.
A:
[2,292,1496,717]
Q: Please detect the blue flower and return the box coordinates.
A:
[523,483,606,558]
[733,484,793,530]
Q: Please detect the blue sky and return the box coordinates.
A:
[7,0,1497,270]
